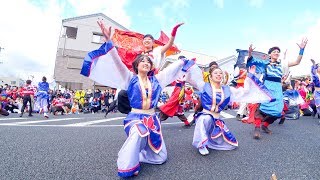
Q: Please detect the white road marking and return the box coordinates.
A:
[85,122,184,127]
[65,117,125,126]
[220,111,235,119]
[0,118,81,125]
[0,121,183,127]
[161,122,184,125]
[187,111,235,119]
[0,118,28,121]
[0,112,236,127]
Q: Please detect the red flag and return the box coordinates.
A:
[112,29,145,51]
[157,31,170,44]
[111,29,181,71]
[156,31,180,56]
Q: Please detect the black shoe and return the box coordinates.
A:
[104,111,109,118]
[189,119,195,126]
[159,111,168,122]
[236,114,241,120]
[28,114,33,117]
[279,118,285,124]
[19,113,23,117]
[262,125,272,134]
[253,127,261,139]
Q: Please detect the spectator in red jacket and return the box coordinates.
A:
[20,80,35,117]
[51,94,67,115]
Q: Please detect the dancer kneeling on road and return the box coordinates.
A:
[185,63,275,155]
[80,25,196,177]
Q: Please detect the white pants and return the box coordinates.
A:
[117,125,167,176]
[193,114,236,150]
[36,97,48,113]
[237,102,247,116]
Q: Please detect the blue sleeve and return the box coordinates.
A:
[246,56,268,74]
[311,65,320,87]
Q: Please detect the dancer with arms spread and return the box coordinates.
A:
[81,24,195,177]
[248,38,308,139]
[97,20,184,116]
[185,61,274,155]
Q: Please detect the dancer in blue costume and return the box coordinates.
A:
[80,25,195,177]
[97,20,184,116]
[35,76,49,118]
[248,38,308,139]
[310,59,320,121]
[185,64,274,155]
[282,82,304,120]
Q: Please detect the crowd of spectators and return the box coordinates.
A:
[0,82,118,116]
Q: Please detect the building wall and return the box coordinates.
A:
[54,14,231,90]
[54,49,93,89]
[57,15,111,51]
[0,77,24,87]
[54,14,127,90]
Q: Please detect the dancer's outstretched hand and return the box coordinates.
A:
[297,37,308,49]
[248,65,256,74]
[97,20,111,41]
[171,23,184,37]
[249,44,255,53]
[248,44,255,58]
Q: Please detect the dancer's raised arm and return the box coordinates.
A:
[288,38,308,67]
[160,23,184,55]
[97,20,111,41]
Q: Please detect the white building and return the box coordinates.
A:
[0,76,24,87]
[54,13,236,90]
[54,13,128,90]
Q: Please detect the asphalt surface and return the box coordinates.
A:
[0,110,319,180]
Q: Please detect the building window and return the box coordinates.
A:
[92,33,104,44]
[11,81,16,85]
[61,26,78,39]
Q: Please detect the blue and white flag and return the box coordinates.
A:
[80,41,133,90]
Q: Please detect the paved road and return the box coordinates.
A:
[0,111,319,179]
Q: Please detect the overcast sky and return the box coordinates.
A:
[0,0,319,84]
